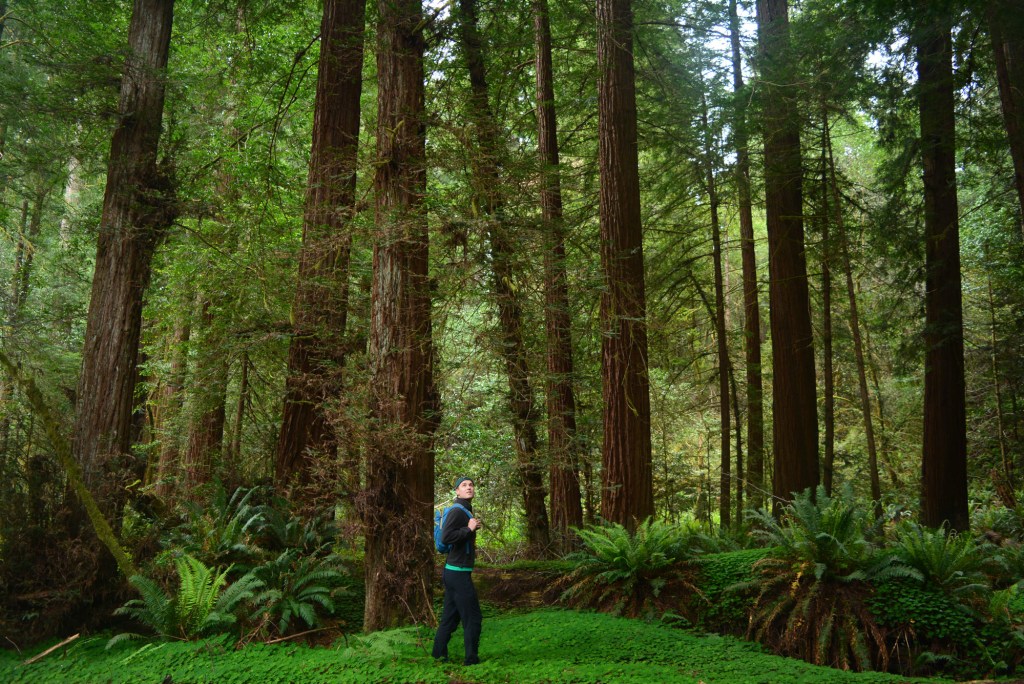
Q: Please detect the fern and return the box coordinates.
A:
[109,555,264,646]
[560,518,697,617]
[250,549,346,636]
[893,523,990,606]
[735,486,894,671]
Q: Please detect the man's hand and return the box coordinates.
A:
[468,517,481,531]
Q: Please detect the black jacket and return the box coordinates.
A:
[441,497,476,569]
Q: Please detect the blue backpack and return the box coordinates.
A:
[433,503,471,553]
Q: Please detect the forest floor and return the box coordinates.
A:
[0,608,947,684]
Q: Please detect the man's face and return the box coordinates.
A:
[456,479,475,500]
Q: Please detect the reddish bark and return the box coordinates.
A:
[989,0,1024,240]
[756,0,820,507]
[72,0,176,522]
[596,0,654,529]
[915,9,968,531]
[181,298,228,494]
[534,0,583,543]
[275,0,365,488]
[363,0,438,630]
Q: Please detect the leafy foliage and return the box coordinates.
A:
[250,549,346,636]
[694,548,771,632]
[7,610,929,683]
[162,487,267,569]
[737,487,914,671]
[560,518,697,617]
[891,523,989,606]
[111,555,262,644]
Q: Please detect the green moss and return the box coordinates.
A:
[692,548,769,632]
[1,609,939,683]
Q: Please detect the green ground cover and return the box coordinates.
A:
[1,609,940,683]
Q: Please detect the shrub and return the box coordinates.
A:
[110,555,262,644]
[737,487,914,671]
[891,523,989,608]
[162,486,266,569]
[248,549,346,637]
[560,518,697,618]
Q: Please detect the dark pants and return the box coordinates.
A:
[432,569,482,664]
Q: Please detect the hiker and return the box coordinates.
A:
[432,476,482,666]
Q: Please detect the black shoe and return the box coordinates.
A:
[433,656,449,663]
[463,656,480,666]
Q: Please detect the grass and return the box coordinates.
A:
[1,609,941,683]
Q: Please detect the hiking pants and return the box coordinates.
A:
[431,569,482,663]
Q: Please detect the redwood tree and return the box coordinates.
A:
[362,0,438,630]
[275,0,365,489]
[72,0,176,523]
[534,0,583,543]
[597,0,654,528]
[988,0,1024,240]
[756,0,819,506]
[915,3,968,531]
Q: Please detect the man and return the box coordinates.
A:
[432,476,482,665]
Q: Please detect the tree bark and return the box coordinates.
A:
[756,0,819,507]
[534,0,583,550]
[72,0,176,525]
[363,0,438,631]
[596,0,654,529]
[458,0,550,554]
[988,0,1024,241]
[275,0,365,488]
[729,0,765,510]
[181,296,228,494]
[915,7,968,531]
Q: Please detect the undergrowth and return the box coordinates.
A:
[1,609,938,683]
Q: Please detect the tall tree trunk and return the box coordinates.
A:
[729,0,765,510]
[825,116,883,520]
[756,0,819,507]
[72,0,176,525]
[275,0,365,488]
[819,127,836,497]
[915,7,968,531]
[181,297,228,494]
[458,0,550,554]
[534,0,583,550]
[363,0,438,631]
[988,0,1024,240]
[596,0,654,529]
[702,96,731,531]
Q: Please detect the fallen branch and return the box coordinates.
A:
[22,633,79,665]
[264,626,333,645]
